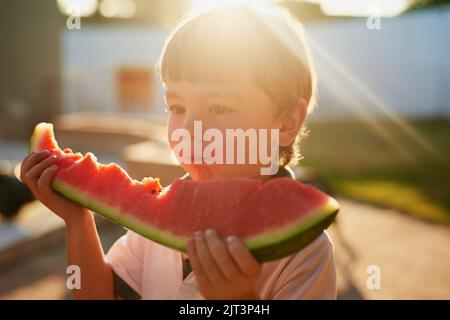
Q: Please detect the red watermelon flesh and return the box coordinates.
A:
[29,122,339,262]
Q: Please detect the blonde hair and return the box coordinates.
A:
[156,3,316,166]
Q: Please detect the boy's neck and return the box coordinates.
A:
[260,166,295,183]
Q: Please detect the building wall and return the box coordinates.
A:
[61,26,169,115]
[0,0,63,139]
[306,6,450,120]
[60,6,450,119]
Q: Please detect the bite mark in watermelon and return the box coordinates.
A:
[29,122,339,262]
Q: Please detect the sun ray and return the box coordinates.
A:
[184,1,439,160]
[307,37,441,159]
[311,51,416,162]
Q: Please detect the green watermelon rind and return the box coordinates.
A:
[245,199,338,261]
[51,179,189,251]
[29,122,48,153]
[246,198,338,248]
[248,206,338,261]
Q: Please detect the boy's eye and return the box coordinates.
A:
[166,105,185,115]
[209,105,234,114]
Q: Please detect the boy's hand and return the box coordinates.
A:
[20,150,90,224]
[187,229,262,300]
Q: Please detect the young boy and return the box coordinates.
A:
[20,3,336,299]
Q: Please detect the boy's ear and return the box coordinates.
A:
[277,98,307,147]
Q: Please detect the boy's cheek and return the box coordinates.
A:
[167,119,179,141]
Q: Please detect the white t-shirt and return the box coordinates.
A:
[106,230,337,300]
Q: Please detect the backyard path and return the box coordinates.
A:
[330,197,450,299]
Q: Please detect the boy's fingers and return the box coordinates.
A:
[23,151,34,162]
[194,232,227,284]
[227,236,261,277]
[20,157,28,180]
[187,239,211,288]
[204,229,241,281]
[21,151,50,179]
[25,155,57,181]
[37,165,57,191]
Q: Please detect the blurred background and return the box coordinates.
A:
[0,0,449,299]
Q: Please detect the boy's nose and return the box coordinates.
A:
[181,113,204,136]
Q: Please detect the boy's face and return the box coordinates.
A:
[164,81,282,181]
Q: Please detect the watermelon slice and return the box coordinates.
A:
[29,122,339,262]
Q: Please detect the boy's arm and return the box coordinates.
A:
[66,211,115,299]
[19,151,116,299]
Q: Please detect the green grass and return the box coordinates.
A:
[299,118,450,225]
